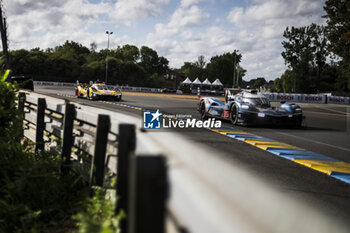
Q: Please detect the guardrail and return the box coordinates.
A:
[18,91,349,233]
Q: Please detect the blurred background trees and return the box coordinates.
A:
[277,0,350,93]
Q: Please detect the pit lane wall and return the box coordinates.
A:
[263,93,350,105]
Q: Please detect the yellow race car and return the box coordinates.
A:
[75,81,122,101]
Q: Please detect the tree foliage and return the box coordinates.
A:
[0,71,90,232]
[277,1,350,93]
[178,55,208,80]
[139,46,169,76]
[206,51,242,86]
[281,24,329,93]
[324,0,350,91]
[177,51,244,87]
[5,41,169,87]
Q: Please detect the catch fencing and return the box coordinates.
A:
[18,91,349,233]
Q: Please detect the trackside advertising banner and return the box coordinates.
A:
[327,96,350,105]
[264,93,327,104]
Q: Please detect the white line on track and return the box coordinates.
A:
[276,131,350,153]
[303,110,350,118]
[312,105,350,115]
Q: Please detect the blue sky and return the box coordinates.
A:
[5,0,325,81]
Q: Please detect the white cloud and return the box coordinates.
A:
[146,0,325,81]
[168,5,209,28]
[181,0,200,8]
[111,0,170,24]
[146,1,210,64]
[5,0,169,50]
[225,0,325,80]
[3,0,326,81]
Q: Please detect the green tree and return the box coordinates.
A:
[194,55,206,79]
[323,0,350,91]
[206,50,242,87]
[273,77,283,92]
[178,62,198,80]
[54,40,90,66]
[236,65,246,87]
[178,56,207,80]
[281,24,330,93]
[282,25,313,92]
[118,44,140,62]
[80,60,105,82]
[139,46,169,75]
[107,57,146,85]
[249,77,267,90]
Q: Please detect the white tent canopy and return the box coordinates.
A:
[192,78,202,85]
[202,78,212,85]
[182,77,192,85]
[212,79,223,86]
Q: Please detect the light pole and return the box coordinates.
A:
[105,31,113,84]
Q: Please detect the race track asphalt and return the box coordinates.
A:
[34,85,350,226]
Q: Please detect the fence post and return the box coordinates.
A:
[35,98,46,151]
[128,156,168,233]
[61,103,75,174]
[115,124,136,232]
[18,92,26,138]
[89,114,110,186]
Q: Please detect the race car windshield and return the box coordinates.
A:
[96,85,109,90]
[243,97,270,107]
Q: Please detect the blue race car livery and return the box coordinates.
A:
[198,90,303,127]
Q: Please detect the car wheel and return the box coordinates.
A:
[230,104,238,125]
[200,101,208,120]
[294,116,302,128]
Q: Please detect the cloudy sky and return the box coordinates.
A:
[4,0,326,81]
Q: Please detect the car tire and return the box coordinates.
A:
[230,104,238,125]
[294,116,302,128]
[200,101,208,120]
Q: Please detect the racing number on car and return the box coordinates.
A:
[223,110,230,118]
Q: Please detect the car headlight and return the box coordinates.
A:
[241,104,249,110]
[295,108,302,112]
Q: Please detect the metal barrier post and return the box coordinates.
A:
[61,103,75,174]
[18,92,26,138]
[35,98,46,151]
[89,114,110,186]
[115,124,136,232]
[128,156,167,233]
